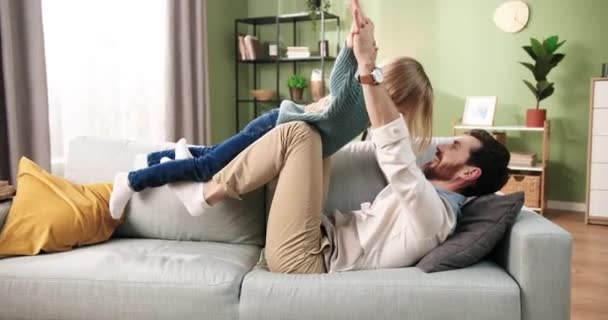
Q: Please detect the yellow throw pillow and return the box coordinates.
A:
[0,157,122,256]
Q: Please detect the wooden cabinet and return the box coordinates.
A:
[586,78,608,225]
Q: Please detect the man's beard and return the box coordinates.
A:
[423,161,462,181]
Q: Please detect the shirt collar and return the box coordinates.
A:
[434,187,467,219]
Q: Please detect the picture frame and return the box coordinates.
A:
[462,96,497,126]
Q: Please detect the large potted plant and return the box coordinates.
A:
[520,35,566,127]
[287,74,308,101]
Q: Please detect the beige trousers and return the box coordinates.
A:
[213,121,330,274]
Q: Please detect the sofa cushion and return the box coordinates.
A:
[324,141,386,213]
[0,157,121,256]
[239,261,520,320]
[416,192,524,273]
[65,136,265,246]
[0,238,260,320]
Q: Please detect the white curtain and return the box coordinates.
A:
[42,0,168,167]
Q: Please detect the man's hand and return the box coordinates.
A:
[353,17,378,73]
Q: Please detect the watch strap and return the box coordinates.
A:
[358,74,375,85]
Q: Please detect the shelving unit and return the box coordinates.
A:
[234,11,340,131]
[453,120,551,214]
[586,77,608,225]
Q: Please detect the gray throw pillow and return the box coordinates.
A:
[416,192,524,273]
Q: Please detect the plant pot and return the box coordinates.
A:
[526,109,546,127]
[289,87,304,101]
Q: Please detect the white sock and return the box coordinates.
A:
[133,153,148,170]
[169,181,210,216]
[175,138,193,160]
[161,156,211,216]
[109,172,134,220]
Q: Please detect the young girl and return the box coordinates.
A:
[109,24,434,219]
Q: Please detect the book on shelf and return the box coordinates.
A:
[286,52,312,59]
[237,34,247,60]
[509,152,537,167]
[237,34,261,61]
[286,46,310,59]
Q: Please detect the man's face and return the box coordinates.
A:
[423,135,482,181]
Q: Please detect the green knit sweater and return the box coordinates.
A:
[275,46,369,157]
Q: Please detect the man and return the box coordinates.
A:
[161,1,510,274]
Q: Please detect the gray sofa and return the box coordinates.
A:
[0,136,572,320]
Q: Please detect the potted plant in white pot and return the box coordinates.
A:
[520,35,566,127]
[287,74,308,101]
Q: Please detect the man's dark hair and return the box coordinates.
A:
[460,130,510,197]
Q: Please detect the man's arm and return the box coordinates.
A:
[352,7,455,239]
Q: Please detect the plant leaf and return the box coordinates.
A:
[554,40,566,52]
[531,38,546,57]
[551,53,566,67]
[523,80,539,97]
[523,46,537,60]
[545,35,559,53]
[539,83,555,101]
[537,80,551,92]
[534,59,552,81]
[520,62,535,74]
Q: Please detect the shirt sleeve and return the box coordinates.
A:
[370,115,453,239]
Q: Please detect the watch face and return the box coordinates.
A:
[372,68,384,83]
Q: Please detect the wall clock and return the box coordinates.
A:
[494,1,529,33]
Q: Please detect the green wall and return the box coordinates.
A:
[210,0,608,203]
[206,0,248,143]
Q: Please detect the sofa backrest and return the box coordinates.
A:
[66,136,447,246]
[65,136,266,246]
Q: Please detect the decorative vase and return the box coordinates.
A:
[526,109,546,127]
[290,87,303,101]
[318,40,329,57]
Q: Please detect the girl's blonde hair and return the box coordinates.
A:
[381,57,433,154]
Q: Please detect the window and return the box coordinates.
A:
[42,0,168,170]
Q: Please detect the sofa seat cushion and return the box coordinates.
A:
[0,238,260,320]
[239,261,520,320]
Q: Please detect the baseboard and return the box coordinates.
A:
[547,200,586,213]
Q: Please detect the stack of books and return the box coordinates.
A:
[237,34,261,61]
[286,46,311,59]
[509,152,537,167]
[0,180,16,201]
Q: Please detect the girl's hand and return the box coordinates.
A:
[353,16,378,70]
[347,0,367,48]
[350,0,365,33]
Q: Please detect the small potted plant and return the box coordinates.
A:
[287,74,308,101]
[520,35,566,127]
[306,0,331,22]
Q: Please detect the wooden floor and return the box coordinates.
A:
[544,210,608,320]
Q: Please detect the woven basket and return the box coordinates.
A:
[250,89,275,101]
[501,173,541,208]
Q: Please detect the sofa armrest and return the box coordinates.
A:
[493,209,572,320]
[0,200,11,231]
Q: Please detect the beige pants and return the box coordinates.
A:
[213,121,330,274]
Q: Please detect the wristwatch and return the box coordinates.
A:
[357,67,384,85]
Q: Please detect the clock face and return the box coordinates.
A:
[494,1,529,33]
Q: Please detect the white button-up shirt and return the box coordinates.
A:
[325,115,458,272]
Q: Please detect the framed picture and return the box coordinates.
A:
[462,96,497,126]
